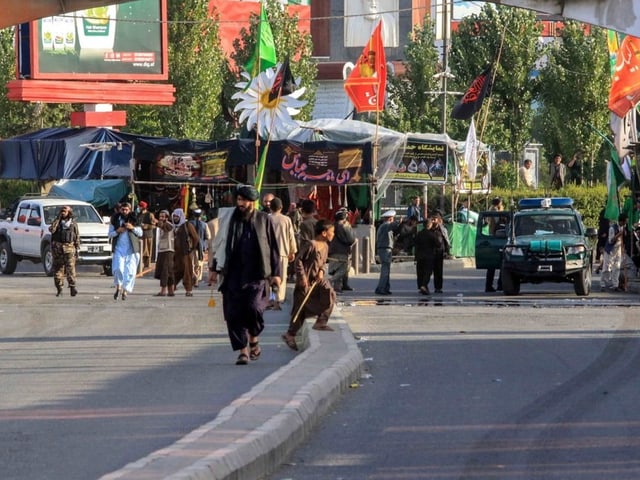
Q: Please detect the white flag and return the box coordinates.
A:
[464,118,478,181]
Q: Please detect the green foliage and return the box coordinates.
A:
[481,184,607,228]
[122,0,229,140]
[230,0,317,124]
[449,5,543,161]
[0,27,73,138]
[491,158,518,190]
[0,180,38,208]
[536,22,610,184]
[380,16,442,133]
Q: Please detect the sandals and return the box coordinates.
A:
[249,342,261,361]
[113,287,120,300]
[154,292,167,297]
[235,353,249,365]
[185,292,193,297]
[281,333,298,351]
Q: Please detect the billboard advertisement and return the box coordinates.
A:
[23,0,168,80]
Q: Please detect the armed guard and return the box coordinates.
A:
[49,205,80,297]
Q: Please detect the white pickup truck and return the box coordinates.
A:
[0,197,112,276]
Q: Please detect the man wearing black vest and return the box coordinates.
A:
[210,185,281,365]
[49,205,80,297]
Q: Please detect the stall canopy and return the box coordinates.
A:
[0,127,136,180]
[49,179,129,208]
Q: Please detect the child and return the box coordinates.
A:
[282,219,336,351]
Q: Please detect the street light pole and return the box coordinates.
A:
[440,0,451,212]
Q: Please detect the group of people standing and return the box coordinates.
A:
[107,201,210,300]
[374,206,451,296]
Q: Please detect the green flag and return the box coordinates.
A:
[244,7,277,78]
[605,161,620,221]
[588,122,626,220]
[604,145,627,221]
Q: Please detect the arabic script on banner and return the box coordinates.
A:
[281,144,364,185]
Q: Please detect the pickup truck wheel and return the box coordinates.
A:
[0,240,17,274]
[574,266,591,296]
[42,243,54,277]
[501,268,520,296]
[103,262,113,276]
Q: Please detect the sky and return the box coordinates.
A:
[453,1,485,20]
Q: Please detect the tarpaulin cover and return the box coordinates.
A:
[49,179,129,208]
[0,127,136,180]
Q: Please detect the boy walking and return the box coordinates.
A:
[282,219,336,351]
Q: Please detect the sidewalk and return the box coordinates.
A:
[101,277,364,480]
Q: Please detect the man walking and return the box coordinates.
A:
[210,185,281,365]
[109,202,143,300]
[49,205,80,297]
[269,197,297,309]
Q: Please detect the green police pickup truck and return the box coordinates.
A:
[475,197,598,296]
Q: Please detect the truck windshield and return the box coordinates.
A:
[514,214,580,236]
[43,205,102,224]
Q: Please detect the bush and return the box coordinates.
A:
[0,180,38,209]
[427,184,611,229]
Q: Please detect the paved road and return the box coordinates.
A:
[2,259,639,479]
[267,265,640,480]
[0,264,297,480]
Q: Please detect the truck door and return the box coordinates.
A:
[23,205,44,255]
[475,211,512,270]
[11,203,32,254]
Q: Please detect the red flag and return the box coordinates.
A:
[609,35,640,117]
[344,21,386,112]
[451,67,492,120]
[269,56,296,102]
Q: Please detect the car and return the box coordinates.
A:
[0,196,112,276]
[475,197,597,296]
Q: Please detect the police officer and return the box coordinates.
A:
[49,205,80,297]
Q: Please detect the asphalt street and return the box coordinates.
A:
[1,259,639,479]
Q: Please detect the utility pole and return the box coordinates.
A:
[440,0,451,212]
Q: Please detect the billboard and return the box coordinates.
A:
[21,0,168,81]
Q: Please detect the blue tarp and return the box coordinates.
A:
[0,127,136,180]
[0,127,256,181]
[49,179,129,208]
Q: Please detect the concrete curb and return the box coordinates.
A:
[100,312,363,480]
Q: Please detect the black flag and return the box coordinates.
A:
[268,56,296,102]
[451,67,492,120]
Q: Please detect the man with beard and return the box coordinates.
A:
[109,202,142,300]
[210,185,281,365]
[49,205,80,297]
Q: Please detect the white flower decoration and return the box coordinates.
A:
[232,66,307,140]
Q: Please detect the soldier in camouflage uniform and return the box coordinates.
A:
[49,205,80,297]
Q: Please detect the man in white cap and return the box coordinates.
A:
[375,210,397,295]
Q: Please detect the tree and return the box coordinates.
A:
[535,22,610,185]
[124,0,228,140]
[380,16,442,134]
[449,4,543,188]
[0,27,73,139]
